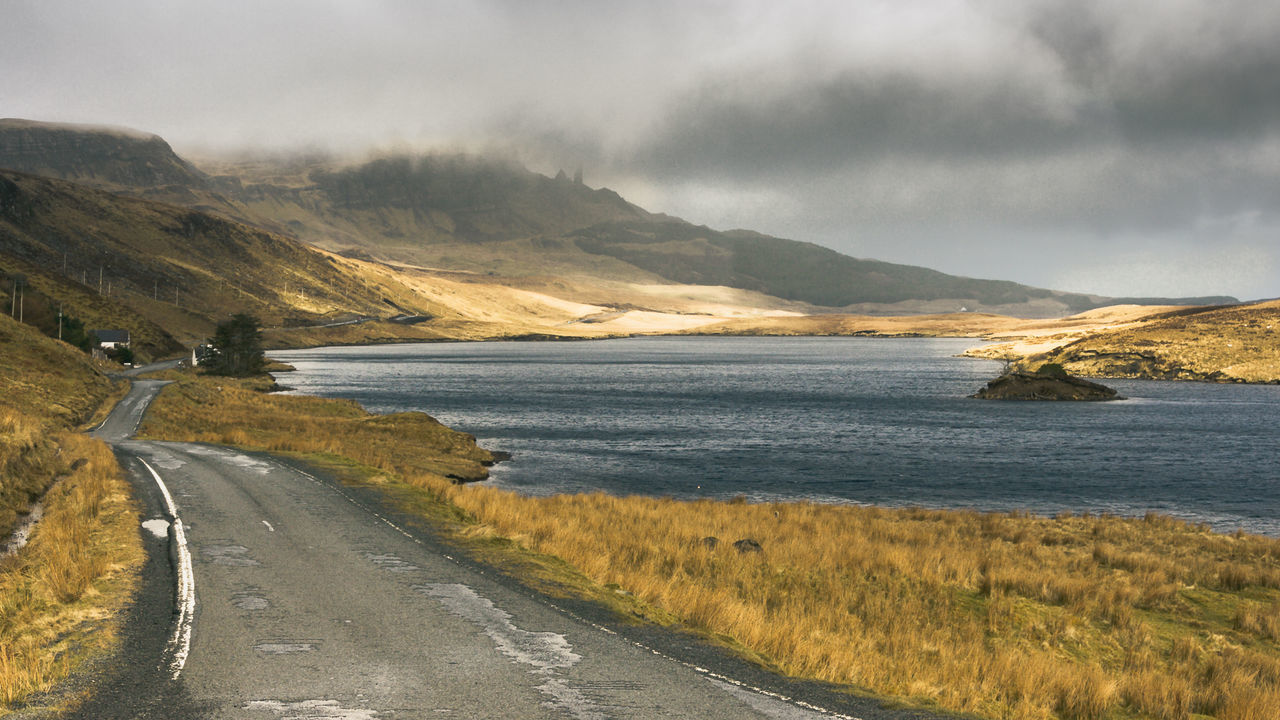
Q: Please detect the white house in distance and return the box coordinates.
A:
[91,329,130,349]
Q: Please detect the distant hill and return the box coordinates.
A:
[1029,301,1280,383]
[309,154,645,241]
[0,119,1238,316]
[219,154,1130,314]
[0,118,207,190]
[569,220,1102,310]
[0,169,447,354]
[0,168,736,354]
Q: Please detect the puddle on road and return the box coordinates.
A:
[138,446,187,471]
[141,518,170,539]
[416,583,579,673]
[364,552,420,574]
[185,445,273,475]
[233,591,270,611]
[201,544,260,566]
[253,642,318,654]
[241,699,382,719]
[416,582,608,720]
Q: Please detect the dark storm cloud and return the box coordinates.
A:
[1026,0,1280,143]
[614,0,1280,187]
[2,0,1278,297]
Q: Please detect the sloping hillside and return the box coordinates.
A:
[1026,301,1280,383]
[0,169,435,349]
[0,168,801,351]
[219,154,1118,314]
[0,118,207,190]
[569,221,1102,311]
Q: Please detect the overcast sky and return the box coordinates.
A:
[5,0,1279,299]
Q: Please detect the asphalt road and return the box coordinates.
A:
[55,378,945,720]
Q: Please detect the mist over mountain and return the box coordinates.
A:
[0,119,1237,316]
[0,118,207,190]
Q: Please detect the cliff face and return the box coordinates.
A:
[0,118,206,189]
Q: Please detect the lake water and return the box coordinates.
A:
[271,337,1280,536]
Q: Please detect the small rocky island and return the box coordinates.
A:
[972,364,1122,401]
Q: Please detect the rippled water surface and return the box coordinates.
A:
[272,337,1280,535]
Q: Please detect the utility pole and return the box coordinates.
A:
[9,275,25,320]
[58,303,63,340]
[99,265,103,294]
[154,279,158,300]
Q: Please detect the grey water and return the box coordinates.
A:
[271,336,1280,536]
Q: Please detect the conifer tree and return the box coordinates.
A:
[204,313,264,376]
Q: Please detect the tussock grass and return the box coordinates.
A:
[141,368,1280,720]
[138,373,498,484]
[0,316,143,711]
[1033,301,1280,383]
[443,492,1280,719]
[0,433,142,709]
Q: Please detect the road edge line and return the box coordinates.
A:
[138,457,195,681]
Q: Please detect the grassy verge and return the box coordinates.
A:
[139,369,1280,720]
[0,434,143,709]
[0,317,144,713]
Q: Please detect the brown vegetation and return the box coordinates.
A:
[140,368,1280,720]
[972,301,1280,384]
[1029,301,1280,383]
[137,373,497,484]
[0,433,142,708]
[0,317,143,711]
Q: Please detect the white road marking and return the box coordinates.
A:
[708,678,840,720]
[138,457,195,680]
[262,520,275,532]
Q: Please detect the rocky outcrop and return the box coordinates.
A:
[971,372,1121,401]
[0,118,206,189]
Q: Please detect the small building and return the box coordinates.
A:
[192,343,215,367]
[91,329,131,349]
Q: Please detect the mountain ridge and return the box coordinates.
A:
[0,119,1239,316]
[0,118,208,190]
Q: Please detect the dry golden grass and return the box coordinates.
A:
[0,433,142,709]
[1016,301,1280,383]
[439,493,1280,720]
[137,372,498,485]
[140,369,1280,720]
[0,316,143,711]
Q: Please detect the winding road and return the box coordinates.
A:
[59,376,939,720]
